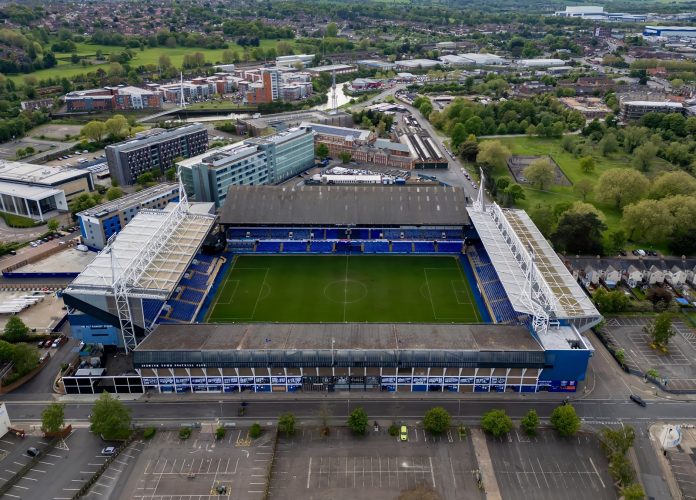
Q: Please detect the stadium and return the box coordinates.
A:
[62,180,601,395]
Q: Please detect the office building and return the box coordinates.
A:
[178,127,314,207]
[106,124,208,186]
[276,54,315,68]
[0,160,94,221]
[76,183,180,250]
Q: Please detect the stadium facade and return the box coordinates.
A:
[62,183,601,395]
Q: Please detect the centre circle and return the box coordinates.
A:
[323,280,368,304]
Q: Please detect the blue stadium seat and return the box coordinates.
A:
[363,241,389,253]
[180,288,205,303]
[351,229,369,239]
[256,241,281,253]
[438,241,463,253]
[142,299,164,323]
[391,241,412,253]
[283,241,308,253]
[168,300,197,321]
[310,241,334,253]
[413,241,435,253]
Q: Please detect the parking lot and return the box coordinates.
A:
[0,428,123,500]
[269,425,484,500]
[487,429,614,500]
[96,425,274,500]
[604,316,696,391]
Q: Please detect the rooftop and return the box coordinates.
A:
[220,184,469,227]
[106,123,206,153]
[66,206,215,297]
[0,180,63,201]
[302,122,371,141]
[135,322,542,352]
[0,160,90,186]
[76,183,179,218]
[468,205,599,322]
[623,101,684,107]
[245,126,311,147]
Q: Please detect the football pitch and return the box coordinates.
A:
[206,255,482,323]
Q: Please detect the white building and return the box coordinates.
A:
[517,59,567,68]
[276,54,315,68]
[439,55,475,67]
[458,53,508,66]
[395,59,440,70]
[644,26,696,38]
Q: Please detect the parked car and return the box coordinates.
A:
[9,250,16,255]
[618,249,627,256]
[400,425,408,441]
[27,447,41,457]
[629,394,646,407]
[101,446,116,456]
[51,340,60,348]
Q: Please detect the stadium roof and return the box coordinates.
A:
[219,185,469,226]
[468,205,599,322]
[66,207,215,297]
[135,323,542,353]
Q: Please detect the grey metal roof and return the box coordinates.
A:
[137,323,539,352]
[219,185,469,226]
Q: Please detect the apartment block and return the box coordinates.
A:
[106,124,208,186]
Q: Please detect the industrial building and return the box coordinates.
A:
[306,64,357,76]
[457,53,508,66]
[276,54,315,68]
[395,59,440,70]
[105,124,208,186]
[356,60,397,71]
[0,160,94,220]
[554,6,646,22]
[517,59,567,68]
[76,183,180,250]
[643,26,696,37]
[177,127,315,207]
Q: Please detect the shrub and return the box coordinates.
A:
[179,427,192,439]
[143,427,156,439]
[550,404,580,437]
[215,426,226,440]
[249,423,262,439]
[520,409,540,436]
[347,407,369,435]
[388,424,399,437]
[424,407,451,435]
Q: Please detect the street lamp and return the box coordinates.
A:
[331,338,335,366]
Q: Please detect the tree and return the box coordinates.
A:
[347,407,368,435]
[600,426,635,456]
[550,404,580,437]
[609,453,635,485]
[622,199,672,244]
[423,407,451,435]
[41,403,65,434]
[631,142,658,172]
[502,184,525,206]
[573,178,594,201]
[650,171,696,199]
[47,219,59,232]
[158,54,172,69]
[520,409,539,436]
[450,123,467,149]
[481,409,513,438]
[9,343,38,375]
[278,413,296,436]
[593,289,629,313]
[596,169,649,209]
[339,151,351,164]
[529,204,557,237]
[90,391,132,440]
[165,167,177,181]
[622,483,645,500]
[137,172,155,186]
[552,211,606,254]
[315,143,329,159]
[476,140,511,172]
[104,114,129,139]
[644,312,675,349]
[622,126,649,153]
[106,187,123,201]
[523,158,555,190]
[599,132,618,156]
[326,22,338,37]
[459,140,479,161]
[646,287,672,311]
[70,193,102,215]
[82,120,105,143]
[579,156,595,174]
[3,316,29,342]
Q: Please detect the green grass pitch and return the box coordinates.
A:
[206,255,482,323]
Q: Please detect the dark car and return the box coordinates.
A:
[27,447,40,457]
[630,394,646,407]
[647,250,658,257]
[618,249,627,256]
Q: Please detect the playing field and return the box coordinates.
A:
[206,255,482,323]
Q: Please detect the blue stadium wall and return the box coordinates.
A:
[538,349,592,392]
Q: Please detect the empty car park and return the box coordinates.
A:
[486,429,614,500]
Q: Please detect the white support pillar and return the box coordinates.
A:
[23,198,30,217]
[36,199,43,222]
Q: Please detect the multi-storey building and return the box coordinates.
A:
[106,124,208,186]
[65,86,162,112]
[76,183,180,250]
[178,127,315,207]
